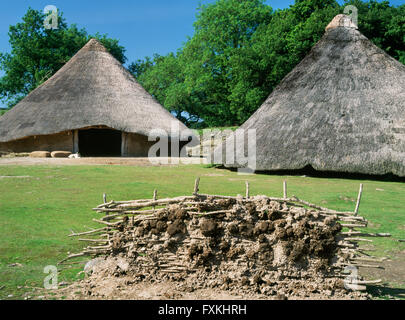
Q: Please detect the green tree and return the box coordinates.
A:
[344,0,405,63]
[180,0,273,126]
[128,56,154,79]
[292,0,338,19]
[130,53,202,126]
[0,8,126,108]
[386,5,405,64]
[236,1,340,120]
[132,0,405,127]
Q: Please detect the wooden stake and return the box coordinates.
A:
[283,181,287,199]
[245,181,250,199]
[189,210,230,216]
[97,200,114,209]
[355,279,382,285]
[103,193,110,216]
[340,223,367,228]
[78,239,108,243]
[68,227,109,237]
[153,189,158,211]
[58,252,85,265]
[341,231,362,236]
[92,219,122,227]
[346,238,373,242]
[194,178,200,195]
[344,283,367,291]
[337,262,382,269]
[347,264,384,269]
[342,232,391,238]
[351,257,385,263]
[354,184,363,216]
[118,196,197,209]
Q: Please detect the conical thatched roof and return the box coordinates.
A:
[225,15,405,176]
[0,39,189,142]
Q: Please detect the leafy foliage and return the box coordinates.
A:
[344,0,405,64]
[129,53,202,126]
[0,8,126,108]
[1,1,404,126]
[132,0,405,127]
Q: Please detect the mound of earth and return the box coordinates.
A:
[58,193,378,300]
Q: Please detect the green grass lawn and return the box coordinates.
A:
[0,164,404,300]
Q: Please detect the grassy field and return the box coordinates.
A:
[0,164,404,300]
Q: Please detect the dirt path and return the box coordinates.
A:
[359,250,405,299]
[0,157,207,166]
[49,277,361,301]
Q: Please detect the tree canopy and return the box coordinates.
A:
[131,0,404,127]
[0,8,126,108]
[1,1,404,127]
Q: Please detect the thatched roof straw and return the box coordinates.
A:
[222,14,405,177]
[0,39,190,142]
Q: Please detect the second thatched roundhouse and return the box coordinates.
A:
[0,39,192,157]
[221,15,405,177]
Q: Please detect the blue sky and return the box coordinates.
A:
[0,0,299,65]
[0,0,404,108]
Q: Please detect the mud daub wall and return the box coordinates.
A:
[125,133,155,157]
[125,133,190,157]
[110,197,345,288]
[0,130,188,157]
[0,131,73,153]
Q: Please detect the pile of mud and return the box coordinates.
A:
[62,193,377,300]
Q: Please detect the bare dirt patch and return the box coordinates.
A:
[50,272,363,300]
[359,251,405,299]
[0,157,206,167]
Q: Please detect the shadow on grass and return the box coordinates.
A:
[368,285,405,300]
[222,165,405,182]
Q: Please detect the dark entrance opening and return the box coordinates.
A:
[79,129,122,157]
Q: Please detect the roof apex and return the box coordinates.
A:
[325,14,358,31]
[80,38,109,53]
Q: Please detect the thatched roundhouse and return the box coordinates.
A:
[223,15,405,177]
[0,39,192,157]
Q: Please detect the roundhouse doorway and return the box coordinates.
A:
[79,129,122,157]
